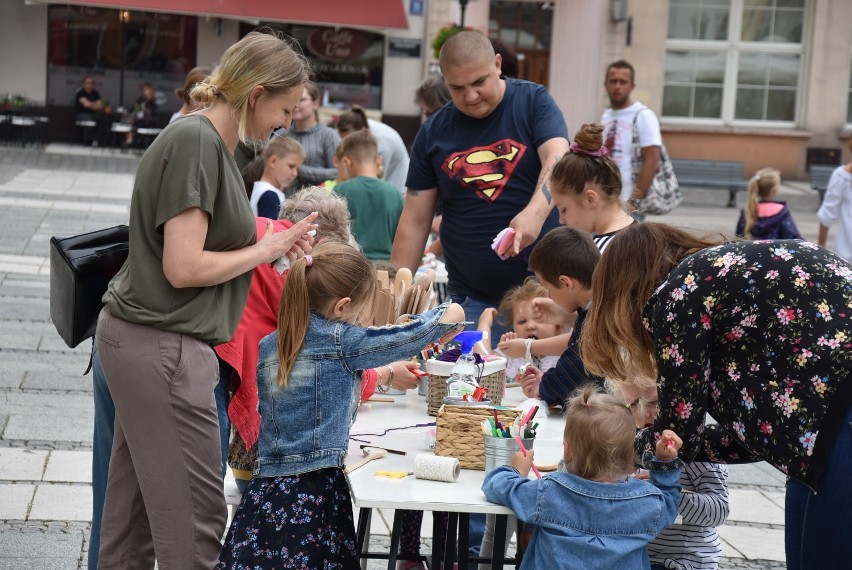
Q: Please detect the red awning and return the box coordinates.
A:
[51,0,409,30]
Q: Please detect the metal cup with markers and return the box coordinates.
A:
[481,406,541,476]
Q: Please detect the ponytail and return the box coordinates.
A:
[337,106,370,134]
[276,256,312,386]
[743,167,781,238]
[275,241,377,387]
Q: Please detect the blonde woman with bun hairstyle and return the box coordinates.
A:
[95,31,319,569]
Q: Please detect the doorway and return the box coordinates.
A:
[488,1,553,87]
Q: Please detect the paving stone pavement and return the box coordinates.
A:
[0,145,811,568]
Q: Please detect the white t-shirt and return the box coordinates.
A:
[817,166,852,261]
[600,101,662,202]
[249,180,285,217]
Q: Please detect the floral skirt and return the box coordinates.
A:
[216,468,359,570]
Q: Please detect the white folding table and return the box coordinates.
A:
[345,387,564,569]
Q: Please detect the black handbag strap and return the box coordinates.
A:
[84,337,94,376]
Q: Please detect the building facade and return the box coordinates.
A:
[3,0,851,179]
[460,0,852,179]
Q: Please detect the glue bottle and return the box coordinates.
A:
[446,331,483,398]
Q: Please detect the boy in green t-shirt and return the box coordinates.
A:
[333,131,403,260]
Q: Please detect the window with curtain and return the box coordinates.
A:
[662,0,805,125]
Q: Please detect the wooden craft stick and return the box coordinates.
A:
[367,396,395,403]
[377,270,389,291]
[345,448,387,474]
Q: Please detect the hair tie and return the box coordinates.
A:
[569,141,610,157]
[196,82,219,98]
[304,255,313,267]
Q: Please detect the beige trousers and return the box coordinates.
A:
[95,308,226,569]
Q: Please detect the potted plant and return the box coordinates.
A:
[431,24,464,59]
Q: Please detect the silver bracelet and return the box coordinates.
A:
[524,338,534,363]
[377,365,394,394]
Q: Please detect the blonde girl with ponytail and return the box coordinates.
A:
[218,241,464,569]
[735,167,802,239]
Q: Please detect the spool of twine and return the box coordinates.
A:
[413,454,460,483]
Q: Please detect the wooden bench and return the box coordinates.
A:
[670,158,747,208]
[809,164,836,204]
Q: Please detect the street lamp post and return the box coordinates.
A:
[459,0,469,28]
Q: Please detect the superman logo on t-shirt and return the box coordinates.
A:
[441,139,527,202]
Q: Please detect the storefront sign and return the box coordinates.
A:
[388,37,422,58]
[286,23,384,109]
[307,28,371,63]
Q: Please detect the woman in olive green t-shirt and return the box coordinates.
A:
[95,32,317,569]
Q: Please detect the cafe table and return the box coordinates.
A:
[345,386,564,569]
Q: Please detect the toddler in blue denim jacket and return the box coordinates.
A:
[482,385,683,570]
[217,241,465,570]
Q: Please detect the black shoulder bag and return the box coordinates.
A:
[49,225,129,349]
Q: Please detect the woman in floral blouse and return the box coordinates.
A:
[582,222,852,570]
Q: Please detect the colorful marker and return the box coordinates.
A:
[514,436,541,479]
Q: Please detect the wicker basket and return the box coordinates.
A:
[435,404,522,470]
[424,357,507,416]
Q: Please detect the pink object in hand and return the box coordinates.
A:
[491,228,516,260]
[514,435,542,479]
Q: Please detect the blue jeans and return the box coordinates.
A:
[88,346,231,570]
[785,404,852,569]
[446,287,509,340]
[89,344,113,570]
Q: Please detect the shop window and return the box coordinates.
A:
[242,23,384,110]
[47,5,196,115]
[663,0,805,126]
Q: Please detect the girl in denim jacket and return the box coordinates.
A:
[483,385,683,570]
[217,241,465,570]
